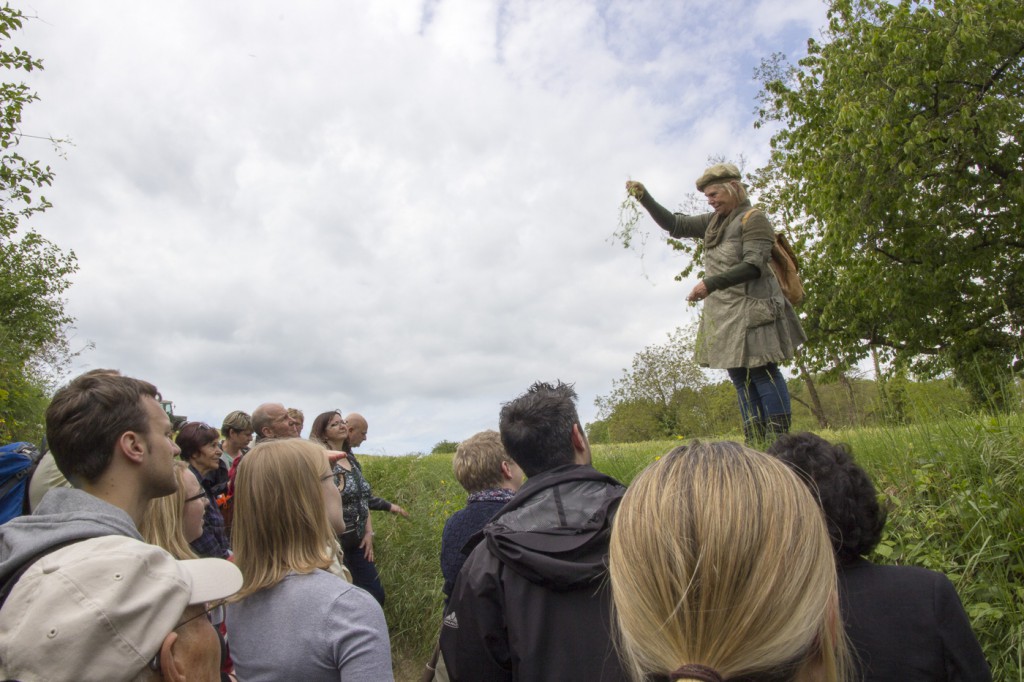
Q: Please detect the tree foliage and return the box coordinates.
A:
[754,0,1024,404]
[0,6,77,442]
[592,324,718,440]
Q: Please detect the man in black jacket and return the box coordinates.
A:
[440,381,628,682]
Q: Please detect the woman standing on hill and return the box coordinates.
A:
[309,410,394,606]
[627,163,805,443]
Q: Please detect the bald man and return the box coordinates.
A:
[345,413,369,449]
[228,402,296,497]
[344,413,408,519]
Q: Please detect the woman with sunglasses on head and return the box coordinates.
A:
[609,441,850,682]
[226,438,393,681]
[176,421,232,559]
[309,410,395,606]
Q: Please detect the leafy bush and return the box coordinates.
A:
[430,440,459,455]
[363,416,1023,679]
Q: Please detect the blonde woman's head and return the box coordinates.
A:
[610,441,847,682]
[140,460,202,560]
[231,438,338,598]
[452,430,522,493]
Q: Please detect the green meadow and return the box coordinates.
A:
[363,415,1024,681]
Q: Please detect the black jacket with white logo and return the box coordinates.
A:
[440,464,628,682]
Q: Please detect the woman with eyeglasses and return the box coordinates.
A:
[141,460,207,559]
[176,421,232,559]
[226,438,393,681]
[142,460,237,682]
[309,410,394,606]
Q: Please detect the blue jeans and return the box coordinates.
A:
[727,364,792,437]
[343,543,386,606]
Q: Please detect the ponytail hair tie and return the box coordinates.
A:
[670,663,724,682]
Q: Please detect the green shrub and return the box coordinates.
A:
[363,417,1023,680]
[430,440,459,455]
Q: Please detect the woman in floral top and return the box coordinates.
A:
[309,410,393,605]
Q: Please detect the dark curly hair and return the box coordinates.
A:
[767,432,887,563]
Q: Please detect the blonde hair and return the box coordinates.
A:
[140,461,199,560]
[452,430,510,493]
[609,441,848,682]
[231,439,338,599]
[707,180,749,203]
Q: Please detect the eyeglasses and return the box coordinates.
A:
[320,472,336,482]
[148,599,228,671]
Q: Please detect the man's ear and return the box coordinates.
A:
[500,460,513,481]
[157,631,187,682]
[571,424,591,465]
[118,430,146,465]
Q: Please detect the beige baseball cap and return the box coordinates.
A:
[695,162,742,191]
[0,535,243,682]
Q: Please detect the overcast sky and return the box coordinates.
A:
[12,0,827,454]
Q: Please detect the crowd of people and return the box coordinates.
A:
[0,370,406,681]
[0,367,995,681]
[0,156,997,682]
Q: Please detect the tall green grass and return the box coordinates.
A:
[363,415,1024,681]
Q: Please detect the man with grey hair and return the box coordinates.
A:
[251,402,297,442]
[440,381,628,681]
[228,402,296,496]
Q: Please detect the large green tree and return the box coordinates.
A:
[754,0,1023,404]
[0,6,77,442]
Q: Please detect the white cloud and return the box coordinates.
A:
[12,0,826,453]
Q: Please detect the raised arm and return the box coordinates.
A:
[626,180,711,239]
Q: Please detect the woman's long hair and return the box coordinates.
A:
[609,441,849,682]
[308,410,350,451]
[140,461,199,560]
[231,439,338,599]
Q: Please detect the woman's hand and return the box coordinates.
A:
[625,180,646,199]
[326,450,348,464]
[687,281,709,302]
[360,531,375,562]
[389,503,410,518]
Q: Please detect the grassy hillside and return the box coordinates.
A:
[363,414,1024,681]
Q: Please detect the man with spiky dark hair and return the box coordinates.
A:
[440,381,628,682]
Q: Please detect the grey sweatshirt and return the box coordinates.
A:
[0,488,141,585]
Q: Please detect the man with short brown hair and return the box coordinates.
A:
[0,370,181,597]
